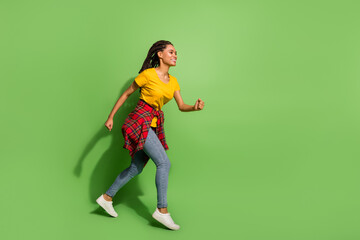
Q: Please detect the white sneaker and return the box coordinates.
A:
[152,208,180,230]
[96,194,118,217]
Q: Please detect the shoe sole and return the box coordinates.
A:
[96,198,118,218]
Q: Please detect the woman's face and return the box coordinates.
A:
[158,44,177,66]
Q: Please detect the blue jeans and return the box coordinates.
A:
[105,127,171,208]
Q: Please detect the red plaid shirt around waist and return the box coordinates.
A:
[121,99,168,166]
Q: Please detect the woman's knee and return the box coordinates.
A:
[128,162,143,177]
[158,156,171,171]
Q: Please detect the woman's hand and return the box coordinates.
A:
[174,91,205,112]
[194,98,205,111]
[105,118,113,131]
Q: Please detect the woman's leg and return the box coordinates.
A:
[142,127,171,209]
[105,149,147,198]
[144,128,180,230]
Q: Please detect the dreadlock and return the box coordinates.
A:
[138,40,174,74]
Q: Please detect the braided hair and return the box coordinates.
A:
[138,40,174,74]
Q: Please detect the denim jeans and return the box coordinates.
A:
[105,127,171,208]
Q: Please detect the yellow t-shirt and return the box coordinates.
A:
[134,68,181,127]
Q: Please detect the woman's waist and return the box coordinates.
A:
[139,96,166,111]
[139,99,162,111]
[135,99,163,116]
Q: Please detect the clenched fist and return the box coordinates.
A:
[194,98,205,111]
[105,118,113,131]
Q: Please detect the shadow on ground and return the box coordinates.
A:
[74,78,160,226]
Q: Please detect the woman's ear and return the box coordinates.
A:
[157,51,162,59]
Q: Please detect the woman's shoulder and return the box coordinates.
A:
[140,68,177,82]
[169,74,178,83]
[139,68,152,75]
[169,73,180,90]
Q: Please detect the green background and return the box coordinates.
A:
[1,0,360,239]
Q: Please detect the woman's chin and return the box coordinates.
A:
[167,63,176,67]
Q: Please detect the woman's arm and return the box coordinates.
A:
[108,81,139,119]
[173,90,205,112]
[105,81,139,131]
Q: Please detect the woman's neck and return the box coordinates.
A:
[155,65,170,76]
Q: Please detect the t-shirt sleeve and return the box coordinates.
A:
[173,77,180,91]
[134,70,148,87]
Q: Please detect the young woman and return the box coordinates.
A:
[96,40,205,230]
